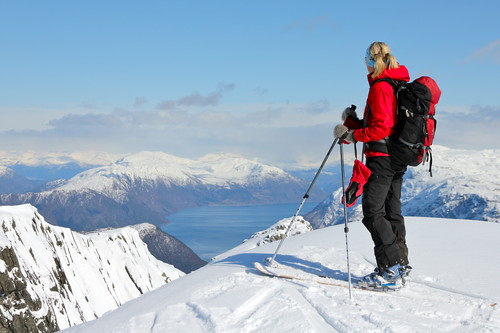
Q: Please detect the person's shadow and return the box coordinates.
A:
[217,252,360,282]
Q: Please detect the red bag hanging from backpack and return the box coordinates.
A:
[342,159,372,207]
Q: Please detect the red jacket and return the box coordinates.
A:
[346,65,410,157]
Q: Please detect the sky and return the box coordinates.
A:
[0,1,499,169]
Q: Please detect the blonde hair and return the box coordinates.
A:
[368,42,399,78]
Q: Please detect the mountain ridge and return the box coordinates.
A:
[0,151,324,231]
[0,204,184,332]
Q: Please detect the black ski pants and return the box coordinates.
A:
[362,156,408,271]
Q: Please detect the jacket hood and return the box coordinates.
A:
[367,65,410,84]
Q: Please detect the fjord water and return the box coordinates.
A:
[161,202,318,261]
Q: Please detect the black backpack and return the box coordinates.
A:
[373,76,442,175]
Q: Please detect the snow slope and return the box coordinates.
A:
[63,217,500,332]
[0,204,184,331]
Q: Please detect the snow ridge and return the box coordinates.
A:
[0,204,184,331]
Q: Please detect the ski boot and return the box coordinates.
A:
[399,265,412,285]
[358,264,404,291]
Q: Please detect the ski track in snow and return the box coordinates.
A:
[148,268,498,333]
[252,260,499,332]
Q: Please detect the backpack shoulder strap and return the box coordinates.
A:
[371,78,406,92]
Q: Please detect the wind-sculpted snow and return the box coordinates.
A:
[62,217,500,332]
[305,145,500,228]
[0,204,184,332]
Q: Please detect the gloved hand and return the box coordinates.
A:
[334,124,355,143]
[341,105,358,121]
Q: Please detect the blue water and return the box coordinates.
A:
[161,202,318,261]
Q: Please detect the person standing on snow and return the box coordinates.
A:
[334,41,412,288]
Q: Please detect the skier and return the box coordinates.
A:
[334,42,412,288]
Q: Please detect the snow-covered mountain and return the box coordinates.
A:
[61,216,500,332]
[305,145,500,228]
[0,204,184,332]
[0,166,36,194]
[54,151,304,196]
[0,152,323,231]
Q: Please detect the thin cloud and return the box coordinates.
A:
[157,83,235,110]
[79,102,98,110]
[435,104,500,149]
[286,15,337,32]
[253,87,269,96]
[440,104,500,119]
[4,96,499,168]
[48,113,120,128]
[178,92,221,107]
[303,99,331,114]
[133,97,148,108]
[157,100,176,110]
[466,39,500,63]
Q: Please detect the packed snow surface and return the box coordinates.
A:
[63,217,500,332]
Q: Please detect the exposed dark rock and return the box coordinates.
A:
[131,223,207,273]
[0,247,59,333]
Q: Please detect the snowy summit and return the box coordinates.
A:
[63,216,500,332]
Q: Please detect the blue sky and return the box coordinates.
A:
[0,1,499,168]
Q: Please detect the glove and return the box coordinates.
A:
[334,124,355,143]
[341,105,358,121]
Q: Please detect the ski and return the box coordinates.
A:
[254,261,401,292]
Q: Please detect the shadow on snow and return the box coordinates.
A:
[218,252,361,282]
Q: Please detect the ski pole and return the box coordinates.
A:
[265,137,340,266]
[339,140,353,300]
